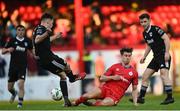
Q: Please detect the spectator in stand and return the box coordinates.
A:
[65,55,79,74]
[164,23,175,38]
[84,27,93,47]
[94,52,105,87]
[83,50,92,75]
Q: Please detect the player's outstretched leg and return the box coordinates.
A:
[58,72,72,107]
[9,90,17,104]
[60,79,72,107]
[83,97,115,106]
[93,97,115,106]
[72,87,102,106]
[8,82,17,103]
[72,96,88,106]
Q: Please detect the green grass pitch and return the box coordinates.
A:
[0,93,180,110]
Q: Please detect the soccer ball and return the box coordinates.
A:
[51,88,63,101]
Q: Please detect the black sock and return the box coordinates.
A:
[66,70,76,83]
[164,85,173,99]
[139,85,148,98]
[9,88,16,96]
[60,80,69,100]
[18,97,23,105]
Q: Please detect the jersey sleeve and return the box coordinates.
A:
[155,26,165,37]
[104,65,114,76]
[132,70,138,85]
[35,26,46,36]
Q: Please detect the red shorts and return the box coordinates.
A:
[99,85,124,104]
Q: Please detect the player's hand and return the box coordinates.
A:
[8,47,14,53]
[140,57,146,64]
[119,76,129,83]
[46,28,52,35]
[56,32,63,39]
[165,52,170,61]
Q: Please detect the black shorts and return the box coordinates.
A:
[8,66,26,82]
[147,55,171,72]
[42,55,67,75]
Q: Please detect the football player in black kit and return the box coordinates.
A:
[2,25,33,108]
[33,13,86,107]
[130,13,174,105]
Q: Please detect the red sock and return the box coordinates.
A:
[75,96,87,105]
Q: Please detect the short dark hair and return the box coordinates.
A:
[139,13,150,20]
[41,13,54,21]
[16,25,25,30]
[120,47,133,55]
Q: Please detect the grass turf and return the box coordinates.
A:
[0,93,179,110]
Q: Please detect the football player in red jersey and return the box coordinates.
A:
[72,47,138,106]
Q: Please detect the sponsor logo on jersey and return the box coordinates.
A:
[116,68,120,71]
[149,32,153,36]
[21,75,24,79]
[16,46,25,52]
[147,39,154,44]
[128,71,133,76]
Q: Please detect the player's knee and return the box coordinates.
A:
[8,86,13,92]
[60,76,66,80]
[7,84,13,91]
[160,74,166,80]
[59,73,67,80]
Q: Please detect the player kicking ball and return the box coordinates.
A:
[33,13,86,107]
[72,47,138,106]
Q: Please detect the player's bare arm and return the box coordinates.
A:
[132,85,138,106]
[1,47,14,54]
[161,33,170,61]
[140,44,151,64]
[50,32,62,42]
[100,75,128,82]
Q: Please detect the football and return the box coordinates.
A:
[51,88,63,101]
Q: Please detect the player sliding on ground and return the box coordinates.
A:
[72,47,138,106]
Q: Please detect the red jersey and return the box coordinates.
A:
[102,63,138,94]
